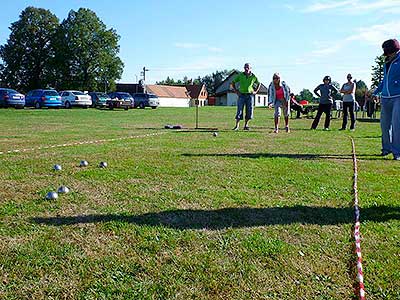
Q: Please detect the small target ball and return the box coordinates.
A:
[45,191,58,200]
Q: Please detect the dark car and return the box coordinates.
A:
[132,93,159,109]
[108,92,134,110]
[0,88,25,108]
[25,89,62,109]
[89,92,111,108]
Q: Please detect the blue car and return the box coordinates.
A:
[0,88,25,108]
[25,89,62,109]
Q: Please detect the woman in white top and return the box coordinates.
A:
[340,74,356,131]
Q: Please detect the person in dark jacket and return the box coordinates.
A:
[373,38,400,160]
[311,76,338,130]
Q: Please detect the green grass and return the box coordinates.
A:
[0,107,399,299]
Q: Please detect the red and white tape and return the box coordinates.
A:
[351,138,366,300]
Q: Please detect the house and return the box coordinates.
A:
[215,71,269,107]
[145,84,191,107]
[185,84,208,106]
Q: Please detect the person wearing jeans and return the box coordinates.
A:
[231,63,260,131]
[373,39,400,160]
[340,74,356,131]
[311,76,338,130]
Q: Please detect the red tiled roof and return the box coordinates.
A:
[146,85,189,98]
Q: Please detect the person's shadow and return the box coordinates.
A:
[31,205,399,230]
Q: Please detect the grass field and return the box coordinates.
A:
[0,106,399,300]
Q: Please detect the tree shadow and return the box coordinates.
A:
[31,205,399,230]
[182,152,353,160]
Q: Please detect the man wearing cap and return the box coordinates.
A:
[231,63,261,130]
[311,76,338,130]
[373,39,400,160]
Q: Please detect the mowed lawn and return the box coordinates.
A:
[0,107,399,300]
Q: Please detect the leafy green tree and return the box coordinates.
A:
[53,8,123,91]
[298,89,313,102]
[0,7,59,92]
[371,55,385,90]
[331,81,342,100]
[355,79,367,104]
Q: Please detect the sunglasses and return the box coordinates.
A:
[273,77,280,80]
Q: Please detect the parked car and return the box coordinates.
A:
[0,88,25,108]
[60,90,92,108]
[88,92,111,108]
[108,92,134,110]
[132,93,159,109]
[25,89,62,109]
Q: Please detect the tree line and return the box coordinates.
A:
[157,56,384,104]
[0,7,123,93]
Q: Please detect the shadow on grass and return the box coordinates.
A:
[182,152,386,161]
[31,205,399,229]
[182,152,353,160]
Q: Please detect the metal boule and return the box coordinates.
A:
[80,160,89,167]
[99,161,108,168]
[57,186,70,194]
[45,191,58,200]
[53,164,62,171]
[213,132,218,137]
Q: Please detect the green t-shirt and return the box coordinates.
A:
[232,72,260,94]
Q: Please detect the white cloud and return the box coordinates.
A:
[346,21,400,45]
[174,42,223,53]
[302,0,400,14]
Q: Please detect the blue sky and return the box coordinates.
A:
[1,0,400,93]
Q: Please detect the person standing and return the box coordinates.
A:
[373,39,400,160]
[231,63,261,130]
[339,74,356,131]
[268,73,291,133]
[311,76,338,130]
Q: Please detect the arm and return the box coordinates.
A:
[314,86,321,98]
[253,83,261,94]
[231,81,240,94]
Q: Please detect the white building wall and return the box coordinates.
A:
[226,92,267,107]
[158,97,191,107]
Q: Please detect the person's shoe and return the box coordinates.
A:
[350,128,355,132]
[339,128,346,131]
[394,156,400,161]
[273,128,279,133]
[324,128,330,131]
[285,126,290,133]
[380,150,391,156]
[232,126,239,131]
[243,126,250,131]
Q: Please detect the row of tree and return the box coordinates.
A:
[157,55,385,104]
[0,7,124,93]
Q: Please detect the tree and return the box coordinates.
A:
[331,81,342,100]
[355,79,367,104]
[0,7,59,92]
[53,8,123,91]
[371,55,385,90]
[298,89,313,102]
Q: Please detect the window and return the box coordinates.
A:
[258,96,261,104]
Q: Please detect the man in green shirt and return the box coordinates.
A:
[231,63,260,130]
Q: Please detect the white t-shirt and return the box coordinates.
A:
[342,82,355,102]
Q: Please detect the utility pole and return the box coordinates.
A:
[141,66,149,81]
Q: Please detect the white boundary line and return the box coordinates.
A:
[0,132,166,156]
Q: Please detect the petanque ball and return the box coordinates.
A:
[45,191,58,200]
[80,160,89,167]
[99,161,108,168]
[213,132,218,137]
[57,186,70,194]
[53,164,62,171]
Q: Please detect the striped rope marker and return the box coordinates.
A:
[351,138,366,300]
